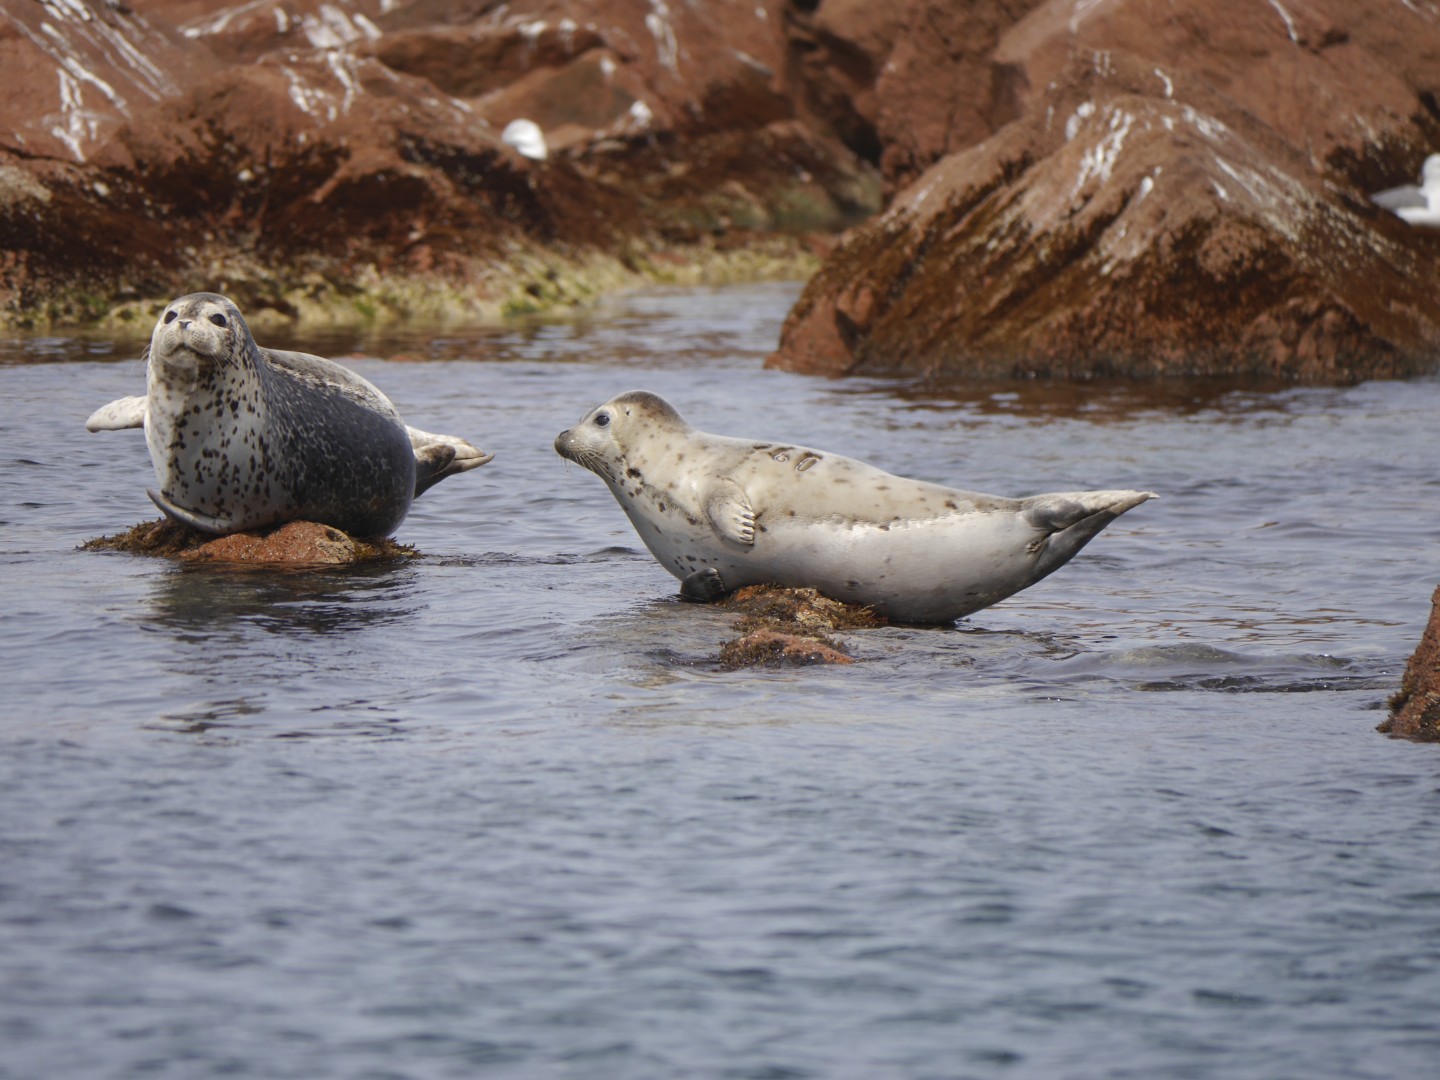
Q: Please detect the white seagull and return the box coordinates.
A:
[1371,154,1440,226]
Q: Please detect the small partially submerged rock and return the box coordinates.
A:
[719,628,855,669]
[715,584,885,669]
[83,519,415,566]
[1379,585,1440,742]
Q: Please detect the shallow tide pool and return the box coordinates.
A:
[1,283,1438,1079]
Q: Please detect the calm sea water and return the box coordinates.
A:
[2,283,1438,1079]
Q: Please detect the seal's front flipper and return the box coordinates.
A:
[146,489,232,535]
[704,481,756,546]
[409,427,495,497]
[86,396,146,432]
[680,567,729,603]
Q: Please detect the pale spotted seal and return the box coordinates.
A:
[86,292,493,537]
[555,390,1156,624]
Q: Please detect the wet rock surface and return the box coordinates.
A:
[83,518,415,565]
[767,0,1440,381]
[7,0,1440,377]
[715,584,884,668]
[1,0,878,327]
[1381,586,1440,743]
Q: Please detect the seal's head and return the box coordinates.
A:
[555,390,688,482]
[147,293,256,382]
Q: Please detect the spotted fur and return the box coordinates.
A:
[94,293,491,536]
[556,390,1157,624]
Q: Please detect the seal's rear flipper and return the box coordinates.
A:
[1023,490,1158,580]
[409,427,495,497]
[146,489,232,535]
[86,396,146,432]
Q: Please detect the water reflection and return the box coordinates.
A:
[131,564,425,736]
[145,700,404,738]
[0,323,160,366]
[144,695,267,735]
[1047,640,1384,694]
[142,561,421,638]
[823,373,1338,422]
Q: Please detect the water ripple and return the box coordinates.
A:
[2,286,1439,1079]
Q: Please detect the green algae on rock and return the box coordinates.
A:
[0,1,870,333]
[78,237,823,337]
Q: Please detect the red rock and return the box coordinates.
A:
[1381,586,1440,742]
[475,47,664,154]
[180,520,360,564]
[0,0,208,164]
[16,0,1439,383]
[0,0,877,325]
[768,0,1440,381]
[867,0,1041,193]
[362,17,608,101]
[718,628,855,668]
[83,517,413,563]
[780,0,904,166]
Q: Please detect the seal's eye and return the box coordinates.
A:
[209,313,228,328]
[594,412,611,428]
[163,311,177,324]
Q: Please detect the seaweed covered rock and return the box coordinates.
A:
[1380,586,1440,743]
[719,628,855,669]
[716,584,884,668]
[83,519,414,566]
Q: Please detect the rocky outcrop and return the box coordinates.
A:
[1381,586,1440,742]
[768,0,1440,380]
[0,0,881,327]
[784,0,1044,196]
[10,0,1440,380]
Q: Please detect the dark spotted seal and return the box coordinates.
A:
[555,390,1156,624]
[86,292,493,536]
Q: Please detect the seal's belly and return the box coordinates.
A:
[627,503,1042,622]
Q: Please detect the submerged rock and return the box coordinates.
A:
[83,519,415,565]
[767,0,1440,381]
[1380,586,1440,743]
[719,628,855,669]
[715,584,884,669]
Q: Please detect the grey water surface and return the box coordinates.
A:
[2,282,1438,1079]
